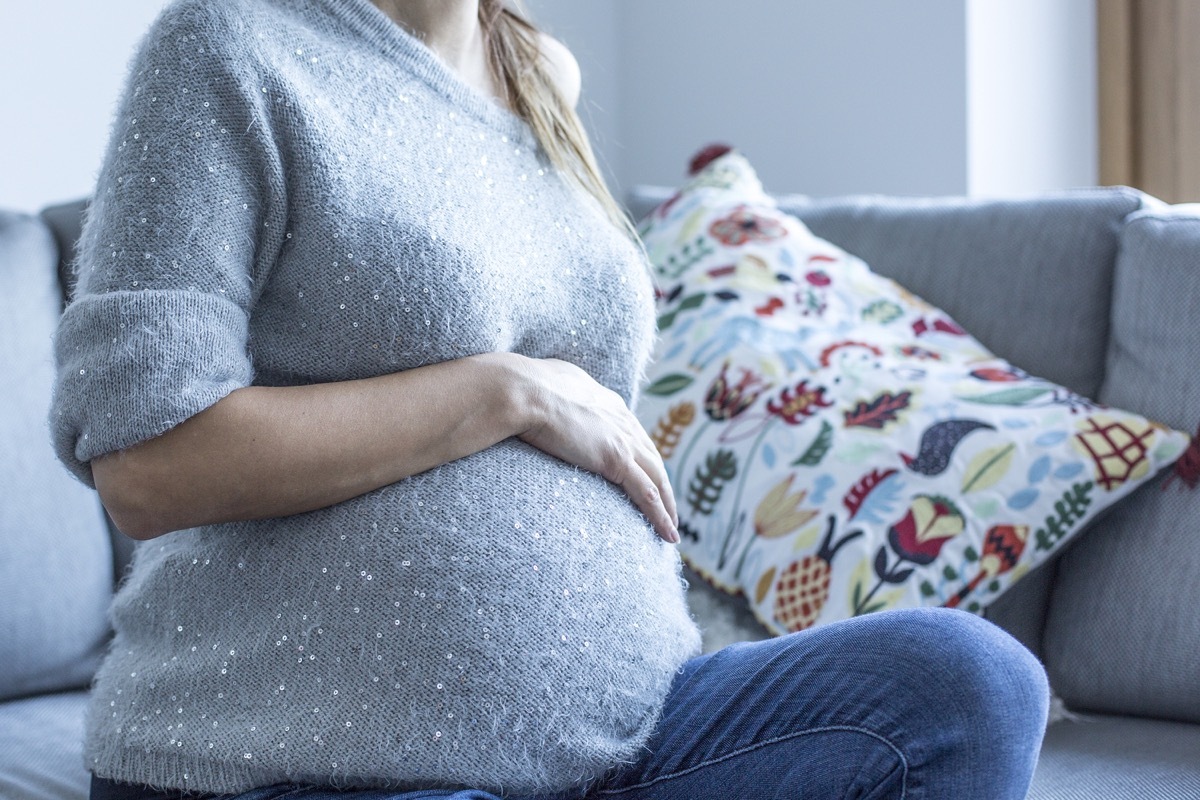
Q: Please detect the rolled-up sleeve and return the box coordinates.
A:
[50,2,286,486]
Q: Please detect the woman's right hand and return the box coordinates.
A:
[510,356,680,543]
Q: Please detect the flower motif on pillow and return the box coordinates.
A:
[635,149,1190,634]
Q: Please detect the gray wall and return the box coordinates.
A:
[617,0,972,198]
[520,0,625,195]
[532,0,1097,200]
[0,0,170,212]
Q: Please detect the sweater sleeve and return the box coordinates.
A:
[50,1,287,487]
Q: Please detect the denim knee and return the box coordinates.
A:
[920,607,1047,725]
[872,607,1049,796]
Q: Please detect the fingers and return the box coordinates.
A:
[623,467,680,545]
[525,362,681,543]
[622,409,679,543]
[633,436,679,531]
[601,432,679,545]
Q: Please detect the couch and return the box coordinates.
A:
[2,188,1197,799]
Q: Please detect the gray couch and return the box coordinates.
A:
[2,190,1197,799]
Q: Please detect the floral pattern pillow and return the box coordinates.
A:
[635,149,1189,634]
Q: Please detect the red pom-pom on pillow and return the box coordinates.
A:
[688,143,734,176]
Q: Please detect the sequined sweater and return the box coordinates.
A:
[49,0,700,794]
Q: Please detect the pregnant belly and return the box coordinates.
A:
[113,438,700,793]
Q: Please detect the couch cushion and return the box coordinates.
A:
[1027,715,1200,799]
[1045,207,1200,723]
[0,690,91,800]
[980,558,1056,661]
[0,211,112,701]
[37,199,89,307]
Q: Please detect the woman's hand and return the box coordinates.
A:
[511,356,680,543]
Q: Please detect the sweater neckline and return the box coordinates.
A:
[314,0,537,146]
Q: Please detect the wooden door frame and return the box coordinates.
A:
[1098,0,1200,202]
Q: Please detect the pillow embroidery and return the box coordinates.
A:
[636,150,1189,634]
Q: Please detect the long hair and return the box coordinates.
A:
[478,0,636,240]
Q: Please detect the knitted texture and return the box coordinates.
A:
[49,0,700,794]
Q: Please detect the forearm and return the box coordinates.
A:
[93,352,529,539]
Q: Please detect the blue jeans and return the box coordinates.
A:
[92,607,1049,800]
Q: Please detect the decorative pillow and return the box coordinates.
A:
[635,149,1190,635]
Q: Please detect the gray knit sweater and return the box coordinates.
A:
[50,0,699,794]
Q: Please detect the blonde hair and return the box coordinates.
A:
[478,0,637,240]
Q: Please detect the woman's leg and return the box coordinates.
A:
[90,775,503,800]
[216,790,502,800]
[589,607,1049,800]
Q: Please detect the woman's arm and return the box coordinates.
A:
[93,352,679,543]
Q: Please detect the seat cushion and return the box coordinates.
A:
[980,557,1056,660]
[0,691,91,800]
[1028,714,1200,799]
[0,211,112,701]
[1045,207,1200,723]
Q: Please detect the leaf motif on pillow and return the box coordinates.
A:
[686,450,738,517]
[645,373,695,397]
[843,391,913,430]
[1027,454,1052,484]
[861,299,904,324]
[649,402,696,460]
[1033,483,1095,551]
[961,386,1054,406]
[657,291,706,331]
[659,235,714,281]
[843,469,901,520]
[961,444,1018,493]
[791,420,835,467]
[1008,488,1040,510]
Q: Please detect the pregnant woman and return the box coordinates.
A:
[51,0,1050,798]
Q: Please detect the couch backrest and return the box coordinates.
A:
[0,209,113,701]
[1044,206,1200,724]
